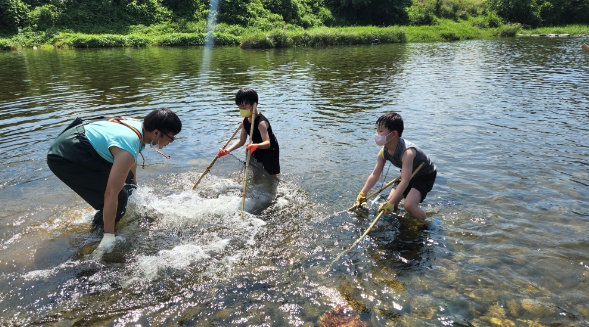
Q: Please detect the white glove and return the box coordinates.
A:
[92,233,116,260]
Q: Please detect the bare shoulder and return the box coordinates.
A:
[403,147,417,158]
[258,120,269,130]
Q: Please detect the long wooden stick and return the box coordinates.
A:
[346,162,425,251]
[240,103,257,220]
[322,162,428,275]
[191,123,242,190]
[582,43,589,55]
[348,162,425,211]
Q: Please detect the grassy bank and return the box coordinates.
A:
[1,21,588,51]
[518,24,589,36]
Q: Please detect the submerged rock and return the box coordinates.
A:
[318,305,367,327]
[521,299,553,316]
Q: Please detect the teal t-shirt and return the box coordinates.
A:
[84,120,144,163]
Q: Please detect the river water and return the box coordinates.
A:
[1,37,588,326]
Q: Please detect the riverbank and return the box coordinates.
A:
[1,21,588,50]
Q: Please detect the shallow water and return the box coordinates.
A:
[1,37,589,326]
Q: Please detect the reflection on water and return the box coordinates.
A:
[1,37,589,326]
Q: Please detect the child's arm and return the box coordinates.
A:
[254,121,271,149]
[227,127,248,151]
[386,148,417,206]
[360,149,386,194]
[245,121,272,154]
[218,125,247,157]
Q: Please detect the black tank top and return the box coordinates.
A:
[242,113,279,154]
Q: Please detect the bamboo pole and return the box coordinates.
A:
[346,162,425,251]
[191,123,242,190]
[324,162,427,274]
[240,103,257,220]
[348,162,424,211]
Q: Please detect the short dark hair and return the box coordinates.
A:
[235,88,258,106]
[143,108,182,135]
[376,112,404,137]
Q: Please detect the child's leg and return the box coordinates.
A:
[402,171,436,220]
[404,188,426,220]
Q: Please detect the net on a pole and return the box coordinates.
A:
[194,153,279,215]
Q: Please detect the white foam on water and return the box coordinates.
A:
[121,174,275,286]
[131,180,269,229]
[17,172,301,292]
[21,260,81,281]
[274,197,289,208]
[123,238,231,287]
[2,232,22,246]
[317,286,347,306]
[137,243,211,274]
[22,267,56,281]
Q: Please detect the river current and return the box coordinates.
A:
[1,37,588,326]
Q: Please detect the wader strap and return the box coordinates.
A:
[108,117,146,169]
[108,118,143,143]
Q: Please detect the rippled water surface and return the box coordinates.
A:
[1,37,589,326]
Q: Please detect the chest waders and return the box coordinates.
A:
[46,117,142,227]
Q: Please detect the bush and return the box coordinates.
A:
[10,28,54,47]
[240,30,275,48]
[0,37,13,50]
[406,5,437,26]
[71,34,127,48]
[497,23,521,36]
[317,7,334,26]
[241,26,406,48]
[155,33,205,46]
[244,0,285,29]
[213,31,241,45]
[53,33,151,48]
[440,31,459,40]
[266,28,291,47]
[124,34,151,47]
[28,4,61,31]
[470,11,502,28]
[214,23,245,36]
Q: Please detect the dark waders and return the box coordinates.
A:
[46,122,136,227]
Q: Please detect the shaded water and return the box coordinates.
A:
[1,37,589,326]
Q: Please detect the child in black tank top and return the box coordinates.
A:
[216,88,280,178]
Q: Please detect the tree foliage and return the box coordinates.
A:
[0,0,588,35]
[325,0,412,25]
[486,0,589,26]
[0,0,30,33]
[487,0,541,26]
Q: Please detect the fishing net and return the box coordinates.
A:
[192,153,279,215]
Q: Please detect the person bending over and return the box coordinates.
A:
[47,108,182,257]
[355,112,436,220]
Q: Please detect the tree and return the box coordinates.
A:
[0,0,29,33]
[487,0,541,26]
[325,0,412,25]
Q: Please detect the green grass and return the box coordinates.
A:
[240,26,407,48]
[1,21,587,50]
[520,24,589,35]
[403,19,522,42]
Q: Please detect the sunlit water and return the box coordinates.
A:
[1,37,589,326]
